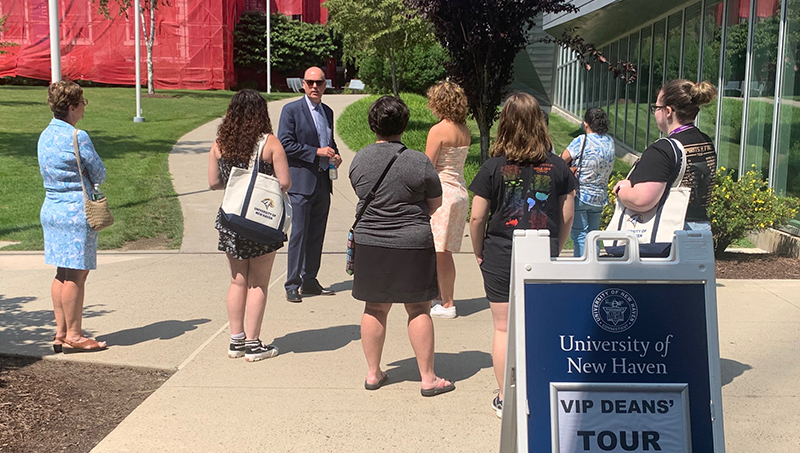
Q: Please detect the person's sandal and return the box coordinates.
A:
[53,335,66,354]
[420,377,455,397]
[63,337,107,353]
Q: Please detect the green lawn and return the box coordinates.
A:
[336,93,633,252]
[0,86,297,250]
[337,92,630,185]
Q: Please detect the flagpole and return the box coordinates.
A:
[133,0,145,122]
[48,0,61,83]
[266,1,271,94]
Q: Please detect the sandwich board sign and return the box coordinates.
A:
[499,230,724,453]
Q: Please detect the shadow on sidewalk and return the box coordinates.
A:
[271,324,360,354]
[327,280,353,293]
[97,318,211,346]
[385,350,492,384]
[0,295,112,353]
[454,297,490,317]
[721,357,752,386]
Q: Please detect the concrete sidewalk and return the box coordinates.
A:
[1,94,798,452]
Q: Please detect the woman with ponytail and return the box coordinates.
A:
[613,80,718,231]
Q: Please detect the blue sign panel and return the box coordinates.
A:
[524,282,713,452]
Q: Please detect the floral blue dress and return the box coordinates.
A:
[38,119,106,270]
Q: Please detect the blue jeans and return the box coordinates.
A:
[684,221,711,231]
[571,200,604,257]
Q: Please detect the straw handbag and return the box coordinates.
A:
[73,130,114,231]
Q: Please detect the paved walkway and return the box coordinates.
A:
[0,95,798,452]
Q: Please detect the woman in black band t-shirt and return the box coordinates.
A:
[614,79,718,227]
[469,92,577,417]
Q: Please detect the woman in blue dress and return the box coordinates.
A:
[38,81,108,353]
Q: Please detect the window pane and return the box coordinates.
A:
[600,45,610,113]
[718,0,748,174]
[637,27,653,151]
[776,0,800,228]
[699,0,724,141]
[607,41,618,135]
[625,32,640,148]
[666,12,683,81]
[683,2,702,82]
[743,0,781,177]
[615,37,629,139]
[649,20,666,143]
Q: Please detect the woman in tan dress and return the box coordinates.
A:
[426,81,471,319]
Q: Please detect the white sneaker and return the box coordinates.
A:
[430,304,457,319]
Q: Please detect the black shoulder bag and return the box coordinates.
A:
[346,145,407,275]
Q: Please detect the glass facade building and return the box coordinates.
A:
[546,0,800,234]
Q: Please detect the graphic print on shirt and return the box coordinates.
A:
[500,164,553,230]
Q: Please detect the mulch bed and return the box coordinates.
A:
[0,355,172,453]
[0,252,796,452]
[715,251,800,279]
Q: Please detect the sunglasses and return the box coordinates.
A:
[304,79,325,87]
[649,104,667,113]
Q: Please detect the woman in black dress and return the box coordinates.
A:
[208,89,291,362]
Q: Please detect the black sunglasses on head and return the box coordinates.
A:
[304,79,325,87]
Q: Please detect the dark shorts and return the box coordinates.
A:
[352,243,438,303]
[480,259,511,303]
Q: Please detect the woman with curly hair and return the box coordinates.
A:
[425,81,471,319]
[208,89,291,362]
[469,93,576,416]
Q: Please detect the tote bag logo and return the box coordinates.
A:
[261,197,275,209]
[627,213,643,227]
[592,289,638,333]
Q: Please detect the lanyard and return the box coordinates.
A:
[669,123,694,137]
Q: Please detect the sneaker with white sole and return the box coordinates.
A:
[228,338,246,358]
[492,395,503,418]
[430,303,457,319]
[244,339,279,362]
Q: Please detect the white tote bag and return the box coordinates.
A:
[219,135,291,244]
[605,137,691,256]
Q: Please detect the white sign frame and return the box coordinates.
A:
[499,230,725,453]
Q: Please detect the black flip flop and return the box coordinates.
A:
[421,379,455,397]
[364,373,389,390]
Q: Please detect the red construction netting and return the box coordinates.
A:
[0,0,246,90]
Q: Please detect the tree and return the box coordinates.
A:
[357,42,447,94]
[0,15,18,55]
[234,11,336,75]
[326,0,434,96]
[407,0,635,162]
[96,0,168,94]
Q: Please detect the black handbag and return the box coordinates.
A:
[346,145,407,275]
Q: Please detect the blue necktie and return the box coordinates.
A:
[312,104,329,171]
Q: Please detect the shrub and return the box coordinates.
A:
[708,165,799,256]
[234,12,336,75]
[357,43,447,94]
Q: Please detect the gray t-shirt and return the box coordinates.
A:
[349,142,443,249]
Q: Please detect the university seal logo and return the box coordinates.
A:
[592,288,638,333]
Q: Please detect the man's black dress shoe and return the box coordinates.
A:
[299,284,335,296]
[286,289,302,303]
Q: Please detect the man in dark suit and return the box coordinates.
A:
[279,66,342,302]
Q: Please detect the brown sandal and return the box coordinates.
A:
[53,336,66,354]
[63,337,107,353]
